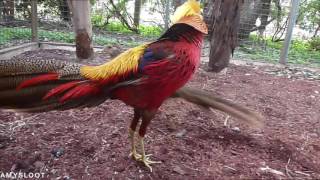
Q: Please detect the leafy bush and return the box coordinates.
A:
[91,13,106,28]
[0,28,32,45]
[97,21,162,37]
[39,30,74,43]
[309,37,320,51]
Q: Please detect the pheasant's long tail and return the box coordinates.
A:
[172,86,264,128]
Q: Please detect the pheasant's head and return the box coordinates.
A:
[171,0,208,34]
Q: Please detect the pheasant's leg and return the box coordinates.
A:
[138,136,161,172]
[129,108,141,160]
[137,110,161,172]
[129,129,141,160]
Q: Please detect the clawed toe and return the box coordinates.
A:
[138,155,161,172]
[129,151,142,160]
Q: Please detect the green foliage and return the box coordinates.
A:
[139,25,162,37]
[298,0,320,35]
[0,27,142,47]
[90,0,97,5]
[105,22,133,33]
[91,19,162,37]
[309,37,320,51]
[91,13,107,28]
[237,34,320,66]
[39,31,74,43]
[0,28,32,45]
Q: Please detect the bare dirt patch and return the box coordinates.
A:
[0,49,319,179]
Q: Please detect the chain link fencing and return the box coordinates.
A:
[0,0,33,49]
[234,0,293,63]
[1,0,317,66]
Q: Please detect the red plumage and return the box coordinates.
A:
[43,81,81,100]
[113,35,202,110]
[0,2,264,171]
[7,20,206,172]
[15,25,203,114]
[16,73,58,90]
[59,83,100,103]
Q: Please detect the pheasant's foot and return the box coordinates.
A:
[129,149,142,160]
[138,154,161,172]
[138,136,161,172]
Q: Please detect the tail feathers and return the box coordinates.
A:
[5,96,108,113]
[1,87,108,113]
[0,59,109,112]
[0,59,81,77]
[43,81,81,100]
[0,75,107,113]
[59,83,100,103]
[172,86,264,128]
[16,73,59,90]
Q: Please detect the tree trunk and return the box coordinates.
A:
[313,24,320,38]
[68,0,94,60]
[133,0,141,27]
[206,0,243,72]
[2,0,15,22]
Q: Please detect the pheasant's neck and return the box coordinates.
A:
[179,30,203,48]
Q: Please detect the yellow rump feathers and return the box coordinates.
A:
[80,44,148,81]
[171,0,201,24]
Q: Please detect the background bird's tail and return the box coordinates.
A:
[172,86,264,128]
[0,59,107,112]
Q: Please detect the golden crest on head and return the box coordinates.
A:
[171,0,208,34]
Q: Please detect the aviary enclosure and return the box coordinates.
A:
[0,0,319,179]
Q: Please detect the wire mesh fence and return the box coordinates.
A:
[1,0,317,65]
[0,0,33,49]
[0,0,169,50]
[234,0,293,63]
[37,0,172,46]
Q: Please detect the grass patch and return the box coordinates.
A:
[0,28,32,45]
[101,21,162,37]
[235,35,320,67]
[0,27,143,47]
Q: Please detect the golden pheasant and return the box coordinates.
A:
[0,0,263,171]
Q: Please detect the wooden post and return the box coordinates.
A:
[31,0,38,42]
[68,0,94,60]
[279,0,300,64]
